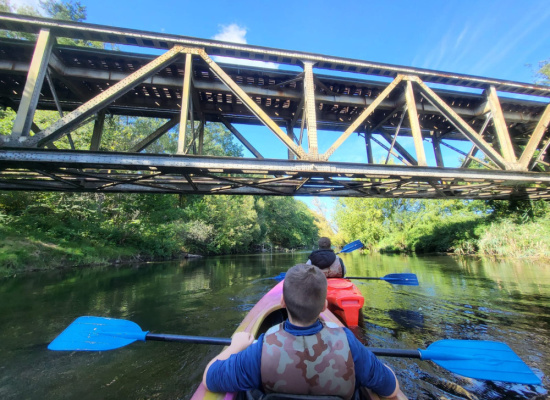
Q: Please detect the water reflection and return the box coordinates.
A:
[0,251,548,399]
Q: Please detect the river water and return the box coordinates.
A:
[0,252,548,400]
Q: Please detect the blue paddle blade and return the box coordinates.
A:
[272,272,286,282]
[381,273,419,286]
[48,316,148,351]
[339,240,364,253]
[420,340,541,385]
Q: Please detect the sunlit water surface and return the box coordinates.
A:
[0,252,548,399]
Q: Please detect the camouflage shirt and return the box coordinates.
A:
[261,320,356,399]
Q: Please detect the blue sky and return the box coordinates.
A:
[11,0,550,215]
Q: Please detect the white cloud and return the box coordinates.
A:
[213,24,248,44]
[211,23,278,70]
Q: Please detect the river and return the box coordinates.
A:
[0,252,548,399]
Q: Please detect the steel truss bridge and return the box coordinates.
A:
[1,13,550,199]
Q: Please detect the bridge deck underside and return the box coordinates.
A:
[2,149,550,200]
[0,39,546,141]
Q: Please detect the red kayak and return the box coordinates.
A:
[326,278,365,327]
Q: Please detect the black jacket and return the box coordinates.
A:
[308,249,337,269]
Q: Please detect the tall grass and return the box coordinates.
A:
[477,217,550,259]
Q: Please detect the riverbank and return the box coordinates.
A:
[377,214,550,259]
[0,223,304,277]
[3,213,549,278]
[0,226,183,277]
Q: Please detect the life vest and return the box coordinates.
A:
[260,321,356,400]
[308,250,344,278]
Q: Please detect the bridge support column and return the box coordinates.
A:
[12,28,54,139]
[302,61,318,159]
[433,136,444,167]
[198,117,205,156]
[178,53,193,154]
[405,79,427,166]
[364,132,373,164]
[486,86,517,165]
[90,110,106,151]
[519,103,550,170]
[286,120,296,160]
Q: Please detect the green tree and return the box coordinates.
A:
[40,0,86,22]
[536,59,550,85]
[256,197,318,249]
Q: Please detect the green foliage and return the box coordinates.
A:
[40,0,86,21]
[335,198,383,250]
[477,216,550,258]
[0,1,319,273]
[487,199,550,222]
[335,194,549,259]
[536,59,550,85]
[0,0,103,48]
[256,197,318,249]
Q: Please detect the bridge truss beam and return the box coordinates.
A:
[1,149,550,199]
[0,12,549,199]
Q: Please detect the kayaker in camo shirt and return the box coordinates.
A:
[202,264,408,400]
[306,236,346,278]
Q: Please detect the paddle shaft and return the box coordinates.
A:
[345,276,383,280]
[146,333,231,346]
[146,333,422,358]
[370,347,421,358]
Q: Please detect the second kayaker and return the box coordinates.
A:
[307,236,346,278]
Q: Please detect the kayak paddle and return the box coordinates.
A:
[347,273,419,286]
[273,273,418,286]
[273,240,365,281]
[337,239,364,254]
[48,316,541,385]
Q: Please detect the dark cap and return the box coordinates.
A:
[318,237,331,249]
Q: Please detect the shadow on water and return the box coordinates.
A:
[388,309,425,330]
[0,251,548,399]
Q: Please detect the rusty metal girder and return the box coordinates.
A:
[0,13,549,199]
[0,149,549,199]
[1,12,549,97]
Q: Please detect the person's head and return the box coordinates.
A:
[318,237,331,250]
[282,264,328,325]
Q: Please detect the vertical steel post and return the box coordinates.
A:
[178,53,193,154]
[486,86,516,164]
[405,79,427,166]
[198,117,205,155]
[46,70,76,150]
[433,136,444,167]
[12,28,54,138]
[519,103,550,169]
[90,110,106,151]
[365,132,373,164]
[303,61,318,159]
[286,120,295,160]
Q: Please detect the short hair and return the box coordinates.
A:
[283,264,327,324]
[318,237,331,249]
